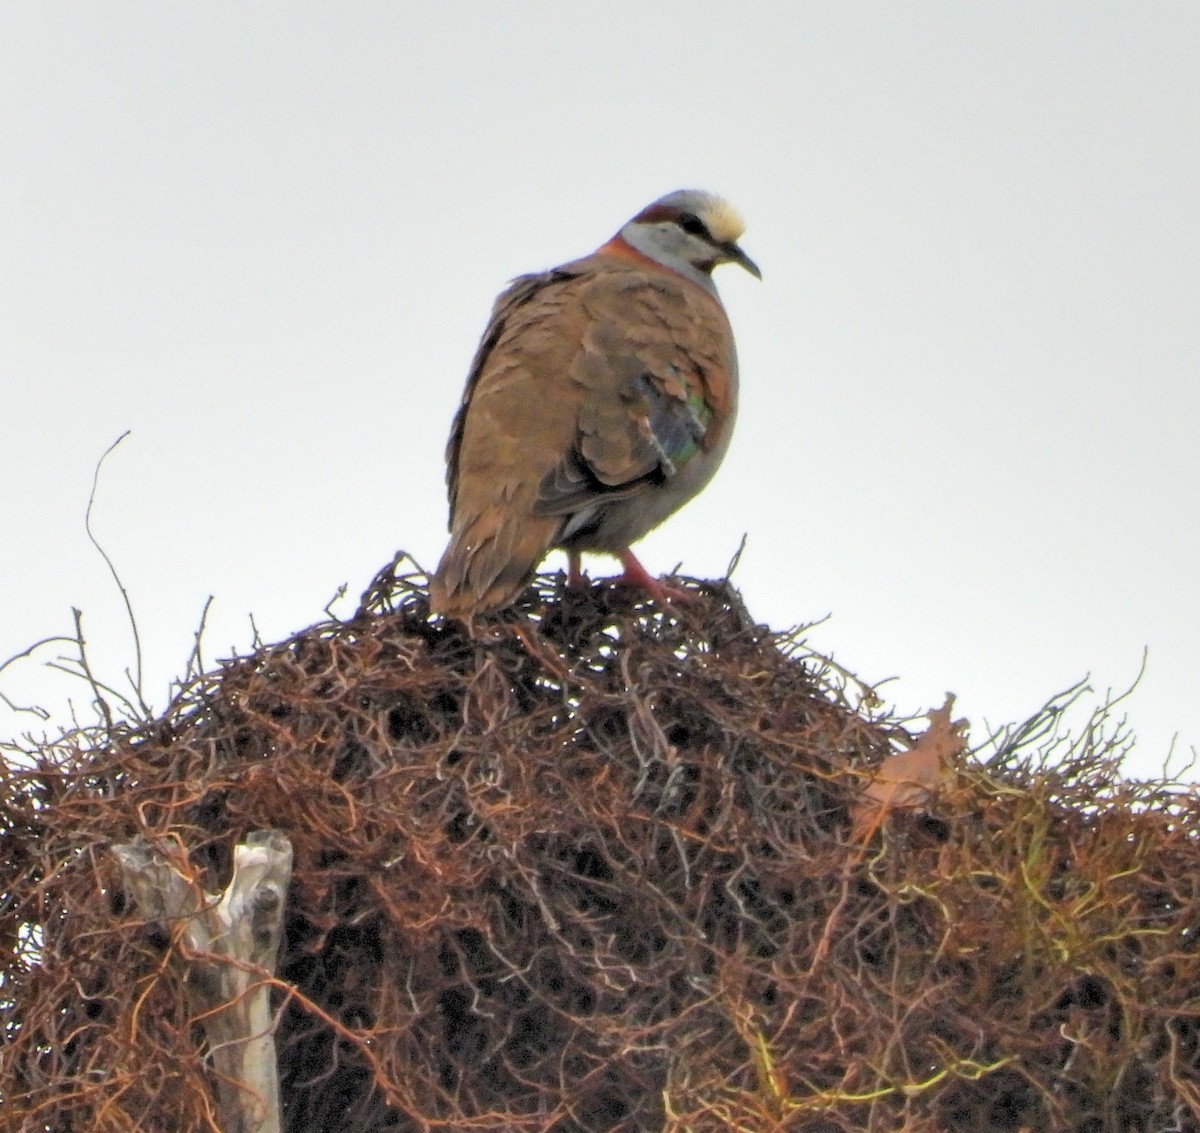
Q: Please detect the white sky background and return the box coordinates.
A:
[1,4,1197,777]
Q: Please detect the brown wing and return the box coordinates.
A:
[532,274,729,522]
[443,266,581,520]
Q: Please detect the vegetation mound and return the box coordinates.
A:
[2,558,1197,1131]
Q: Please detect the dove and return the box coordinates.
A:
[430,189,759,618]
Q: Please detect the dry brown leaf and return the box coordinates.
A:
[849,694,967,843]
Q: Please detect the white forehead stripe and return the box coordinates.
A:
[697,196,745,244]
[651,189,745,244]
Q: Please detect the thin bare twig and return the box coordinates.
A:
[83,429,150,718]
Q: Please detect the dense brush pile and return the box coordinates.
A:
[2,557,1198,1132]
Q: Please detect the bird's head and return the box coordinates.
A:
[616,189,761,284]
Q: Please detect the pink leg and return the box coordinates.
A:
[616,548,693,604]
[566,549,588,589]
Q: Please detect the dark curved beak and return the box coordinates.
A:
[721,241,762,280]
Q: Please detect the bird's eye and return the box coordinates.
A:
[677,213,710,238]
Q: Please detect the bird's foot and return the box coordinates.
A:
[614,549,695,605]
[566,551,591,590]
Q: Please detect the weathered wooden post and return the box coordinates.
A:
[113,830,292,1133]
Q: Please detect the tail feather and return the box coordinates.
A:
[430,514,559,619]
